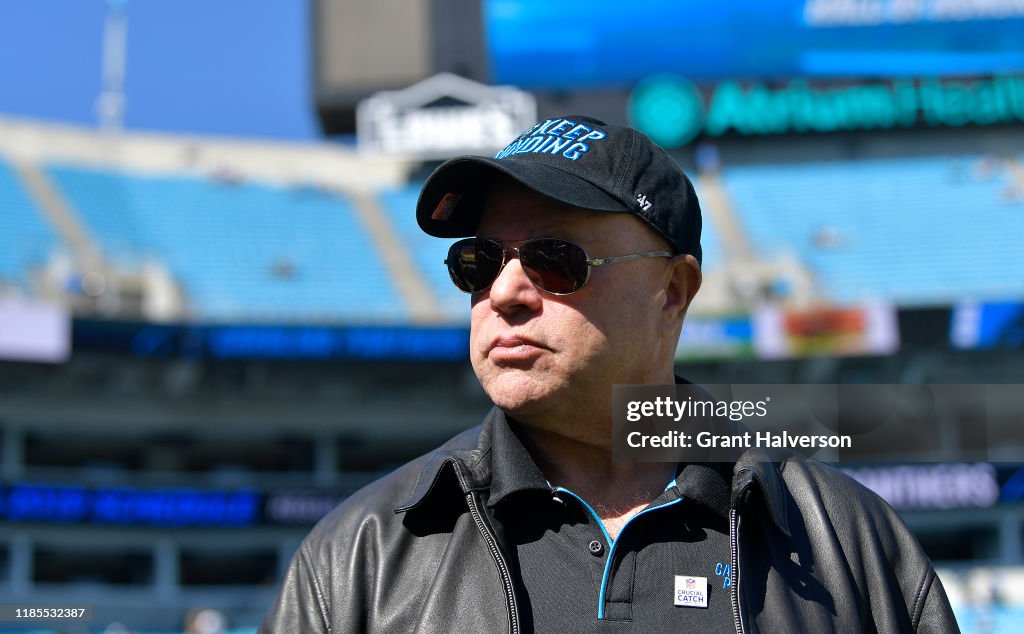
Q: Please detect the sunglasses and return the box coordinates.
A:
[444,237,673,295]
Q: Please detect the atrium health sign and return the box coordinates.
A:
[630,75,1024,148]
[357,73,537,159]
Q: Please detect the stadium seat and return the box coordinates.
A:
[47,165,407,322]
[721,156,1024,304]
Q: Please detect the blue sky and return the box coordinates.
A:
[0,0,318,139]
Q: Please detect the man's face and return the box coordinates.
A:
[468,179,678,426]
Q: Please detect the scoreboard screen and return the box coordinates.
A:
[484,0,1024,88]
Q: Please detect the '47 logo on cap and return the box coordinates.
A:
[636,193,652,211]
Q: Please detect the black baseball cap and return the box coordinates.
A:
[415,114,702,265]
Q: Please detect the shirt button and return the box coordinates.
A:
[588,540,604,556]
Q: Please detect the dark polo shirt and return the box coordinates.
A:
[487,414,736,632]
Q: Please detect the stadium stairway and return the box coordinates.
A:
[694,171,817,313]
[7,159,184,320]
[11,160,105,277]
[345,190,448,323]
[700,172,757,263]
[1007,158,1024,200]
[376,184,471,322]
[0,159,58,291]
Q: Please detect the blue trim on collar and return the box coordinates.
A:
[553,485,684,620]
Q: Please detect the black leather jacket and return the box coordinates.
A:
[261,408,959,633]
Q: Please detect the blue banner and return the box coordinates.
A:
[485,0,1024,88]
[73,319,471,361]
[950,301,1024,349]
[0,483,260,527]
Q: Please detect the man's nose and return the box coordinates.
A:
[486,256,543,315]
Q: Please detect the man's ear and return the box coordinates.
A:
[662,254,701,323]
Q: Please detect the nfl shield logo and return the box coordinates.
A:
[675,575,709,608]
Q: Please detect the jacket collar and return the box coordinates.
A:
[732,447,793,537]
[392,409,499,513]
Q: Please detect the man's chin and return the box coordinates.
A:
[481,372,561,418]
[488,391,551,420]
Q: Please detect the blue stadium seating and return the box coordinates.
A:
[48,165,406,323]
[16,156,1017,322]
[0,160,57,287]
[722,157,1024,304]
[955,605,1024,633]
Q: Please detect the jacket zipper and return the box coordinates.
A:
[729,507,745,634]
[466,490,520,634]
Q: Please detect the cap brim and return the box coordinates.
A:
[416,156,629,238]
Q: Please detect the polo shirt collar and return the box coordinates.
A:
[485,409,734,521]
[486,374,702,508]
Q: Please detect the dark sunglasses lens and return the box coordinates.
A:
[520,239,589,294]
[447,239,504,292]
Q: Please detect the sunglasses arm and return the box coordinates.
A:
[586,251,673,267]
